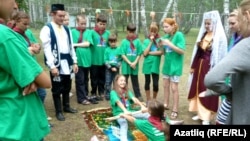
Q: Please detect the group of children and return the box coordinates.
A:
[67,12,186,140]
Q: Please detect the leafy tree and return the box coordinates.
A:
[16,0,28,11]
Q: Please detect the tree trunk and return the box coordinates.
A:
[28,0,33,23]
[140,0,148,37]
[160,0,174,24]
[131,0,134,24]
[135,0,139,34]
[173,0,180,25]
[224,0,230,39]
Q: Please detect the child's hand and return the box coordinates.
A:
[141,107,148,113]
[150,35,154,40]
[124,110,131,115]
[130,62,136,69]
[161,39,172,47]
[23,82,37,96]
[111,67,117,72]
[199,91,206,97]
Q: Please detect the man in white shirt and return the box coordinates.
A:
[40,4,78,121]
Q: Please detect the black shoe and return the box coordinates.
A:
[89,98,98,104]
[56,112,65,121]
[105,95,110,101]
[64,107,78,113]
[49,123,54,128]
[96,95,103,101]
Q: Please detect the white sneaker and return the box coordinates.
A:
[69,92,73,97]
[47,116,52,121]
[192,115,199,121]
[169,120,184,125]
[202,120,210,125]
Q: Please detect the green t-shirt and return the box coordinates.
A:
[110,90,135,116]
[91,29,110,65]
[162,31,185,76]
[142,38,162,74]
[119,38,143,75]
[104,46,122,68]
[0,25,50,140]
[25,28,38,43]
[134,119,166,141]
[71,28,93,67]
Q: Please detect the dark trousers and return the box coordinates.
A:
[90,65,105,96]
[75,66,90,103]
[105,68,119,98]
[50,73,72,113]
[124,74,141,98]
[144,73,159,92]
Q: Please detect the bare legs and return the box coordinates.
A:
[163,78,179,119]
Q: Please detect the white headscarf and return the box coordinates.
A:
[187,10,228,90]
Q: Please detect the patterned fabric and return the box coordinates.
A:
[82,107,148,141]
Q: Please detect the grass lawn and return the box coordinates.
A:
[31,27,200,141]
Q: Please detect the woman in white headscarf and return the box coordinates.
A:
[187,10,228,125]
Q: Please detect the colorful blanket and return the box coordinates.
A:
[82,107,148,141]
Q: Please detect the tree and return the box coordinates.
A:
[160,0,174,24]
[223,0,230,39]
[140,0,148,37]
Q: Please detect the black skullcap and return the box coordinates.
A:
[51,4,65,12]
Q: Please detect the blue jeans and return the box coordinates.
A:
[37,88,47,103]
[117,112,150,141]
[105,68,119,98]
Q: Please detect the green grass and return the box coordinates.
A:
[32,28,199,141]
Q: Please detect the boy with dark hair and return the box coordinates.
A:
[90,14,110,102]
[119,23,144,101]
[40,4,78,121]
[104,33,122,100]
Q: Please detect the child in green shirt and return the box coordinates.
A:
[90,14,110,101]
[121,100,170,141]
[119,23,143,101]
[160,18,185,119]
[142,22,163,102]
[71,14,94,105]
[0,1,51,140]
[104,34,122,100]
[110,74,149,141]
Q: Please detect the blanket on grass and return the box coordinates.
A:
[82,107,148,141]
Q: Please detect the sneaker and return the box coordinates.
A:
[89,97,98,104]
[69,92,73,97]
[202,120,210,125]
[47,116,52,121]
[95,95,103,101]
[169,120,184,125]
[192,115,199,121]
[49,123,53,128]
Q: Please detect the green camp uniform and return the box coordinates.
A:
[104,46,122,68]
[71,28,93,67]
[119,38,143,75]
[142,38,162,74]
[110,90,135,116]
[25,28,38,43]
[0,25,50,140]
[91,30,110,65]
[162,31,185,76]
[134,119,166,141]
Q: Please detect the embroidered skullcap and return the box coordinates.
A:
[51,4,65,12]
